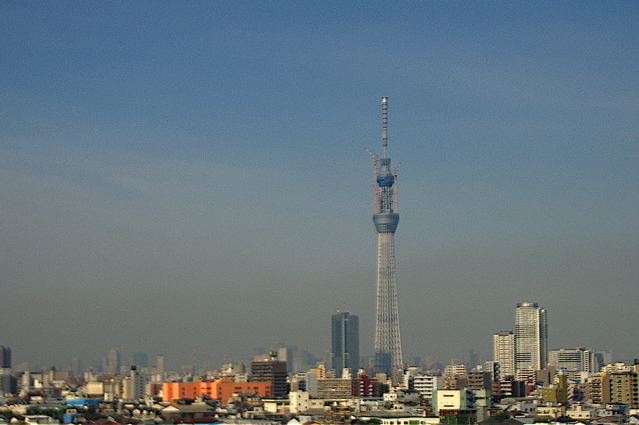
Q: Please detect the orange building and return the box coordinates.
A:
[215,381,272,404]
[162,380,272,404]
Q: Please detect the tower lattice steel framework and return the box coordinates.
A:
[371,96,403,375]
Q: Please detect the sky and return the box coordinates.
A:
[1,1,638,371]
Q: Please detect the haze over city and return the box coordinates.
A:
[1,2,638,371]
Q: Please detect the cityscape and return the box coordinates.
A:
[1,2,638,425]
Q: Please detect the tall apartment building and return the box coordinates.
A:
[331,311,359,377]
[122,366,146,400]
[515,302,548,373]
[493,331,515,378]
[549,347,596,373]
[251,354,288,397]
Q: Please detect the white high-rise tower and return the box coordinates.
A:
[371,97,403,375]
[515,302,548,375]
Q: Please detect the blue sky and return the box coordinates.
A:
[1,1,638,369]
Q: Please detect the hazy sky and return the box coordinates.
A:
[1,1,638,370]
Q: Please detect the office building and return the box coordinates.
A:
[549,347,596,373]
[331,311,359,377]
[251,354,288,397]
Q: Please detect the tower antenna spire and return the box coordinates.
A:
[382,96,388,158]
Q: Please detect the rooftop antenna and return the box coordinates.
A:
[381,96,389,158]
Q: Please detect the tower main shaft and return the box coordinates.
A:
[372,97,403,376]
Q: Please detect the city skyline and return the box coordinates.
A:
[1,2,638,368]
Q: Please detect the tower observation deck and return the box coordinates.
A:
[372,96,403,376]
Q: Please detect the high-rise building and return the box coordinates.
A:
[251,354,288,398]
[123,366,146,400]
[156,354,166,376]
[0,346,11,396]
[104,348,121,374]
[515,302,548,373]
[372,96,403,375]
[331,311,359,377]
[0,346,10,369]
[493,331,515,378]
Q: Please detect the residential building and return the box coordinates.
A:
[515,302,548,373]
[413,374,441,400]
[493,331,515,378]
[602,370,638,407]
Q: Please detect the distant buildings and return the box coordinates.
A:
[549,347,596,373]
[132,351,149,369]
[330,311,359,377]
[103,348,121,374]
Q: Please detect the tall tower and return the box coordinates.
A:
[331,311,360,377]
[515,302,548,376]
[372,96,403,375]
